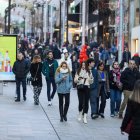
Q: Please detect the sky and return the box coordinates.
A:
[0,0,8,17]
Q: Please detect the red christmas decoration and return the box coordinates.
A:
[79,45,88,63]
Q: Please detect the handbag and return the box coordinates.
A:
[77,78,86,90]
[124,120,133,134]
[31,64,39,82]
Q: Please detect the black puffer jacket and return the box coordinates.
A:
[30,62,42,87]
[120,68,140,91]
[121,100,140,139]
[13,59,30,78]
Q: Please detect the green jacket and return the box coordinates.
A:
[42,59,58,79]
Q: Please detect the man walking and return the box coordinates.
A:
[13,52,30,102]
[119,60,140,118]
[87,58,99,119]
[42,50,58,106]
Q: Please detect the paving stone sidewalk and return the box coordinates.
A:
[0,81,128,140]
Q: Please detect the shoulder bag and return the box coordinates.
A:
[31,64,39,82]
[77,78,86,90]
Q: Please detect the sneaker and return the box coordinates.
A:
[15,99,20,102]
[110,114,115,117]
[91,114,98,119]
[48,101,52,106]
[99,113,105,118]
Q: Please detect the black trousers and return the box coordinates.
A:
[16,77,26,100]
[58,93,70,117]
[97,84,106,114]
[77,86,90,114]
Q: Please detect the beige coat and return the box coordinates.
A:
[74,69,94,86]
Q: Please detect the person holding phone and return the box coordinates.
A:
[55,62,72,122]
[74,61,93,124]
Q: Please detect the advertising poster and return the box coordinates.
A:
[0,35,17,81]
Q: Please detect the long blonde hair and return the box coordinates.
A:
[130,80,140,104]
[32,55,41,63]
[56,61,71,73]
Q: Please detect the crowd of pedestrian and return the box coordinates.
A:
[13,36,140,139]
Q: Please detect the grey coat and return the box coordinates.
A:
[97,71,110,96]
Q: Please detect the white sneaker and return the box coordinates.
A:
[83,113,87,124]
[48,101,52,106]
[78,111,83,121]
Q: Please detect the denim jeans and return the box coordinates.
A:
[46,77,56,101]
[90,88,98,115]
[16,77,26,100]
[110,89,122,115]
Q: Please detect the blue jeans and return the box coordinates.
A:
[16,77,26,100]
[90,88,98,115]
[110,89,122,115]
[46,77,56,101]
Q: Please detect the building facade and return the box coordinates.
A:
[130,0,140,56]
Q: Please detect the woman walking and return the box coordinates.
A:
[30,55,42,105]
[97,62,110,118]
[55,62,72,122]
[109,61,122,117]
[121,80,140,140]
[74,62,93,124]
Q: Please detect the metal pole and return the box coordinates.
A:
[66,0,68,43]
[41,4,44,41]
[62,0,66,45]
[118,0,123,63]
[44,1,48,42]
[82,0,86,45]
[59,1,62,48]
[8,0,11,34]
[50,5,53,43]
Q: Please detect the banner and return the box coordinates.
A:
[0,35,17,81]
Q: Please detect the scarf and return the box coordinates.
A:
[60,68,69,74]
[112,68,121,84]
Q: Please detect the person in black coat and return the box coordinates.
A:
[13,52,30,102]
[122,47,131,63]
[30,55,42,105]
[121,80,140,140]
[119,60,140,118]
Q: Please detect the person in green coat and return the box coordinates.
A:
[42,50,58,106]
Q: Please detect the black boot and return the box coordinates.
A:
[63,105,69,122]
[23,95,26,101]
[59,105,63,122]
